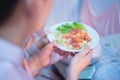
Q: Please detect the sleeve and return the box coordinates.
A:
[0,61,34,80]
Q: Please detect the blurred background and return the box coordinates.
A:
[44,0,120,37]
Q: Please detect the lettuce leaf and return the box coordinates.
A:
[57,22,86,34]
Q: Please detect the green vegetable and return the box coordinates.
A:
[57,22,86,34]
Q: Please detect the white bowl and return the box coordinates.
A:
[47,22,100,52]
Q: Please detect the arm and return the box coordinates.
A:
[23,33,49,76]
[23,32,73,76]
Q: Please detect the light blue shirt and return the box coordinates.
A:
[0,38,34,80]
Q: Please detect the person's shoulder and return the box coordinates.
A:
[0,60,18,80]
[0,60,15,72]
[0,60,34,80]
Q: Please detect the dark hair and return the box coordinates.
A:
[0,0,19,25]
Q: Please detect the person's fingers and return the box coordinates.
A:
[45,42,54,49]
[69,53,75,56]
[53,47,62,55]
[53,46,73,57]
[42,33,49,44]
[40,31,49,43]
[86,49,92,55]
[84,49,93,64]
[53,46,65,55]
[62,52,70,57]
[22,59,32,76]
[77,47,91,57]
[35,31,50,49]
[41,31,49,38]
[60,51,73,57]
[60,50,67,55]
[41,42,54,54]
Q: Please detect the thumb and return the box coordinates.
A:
[22,59,32,76]
[41,42,54,54]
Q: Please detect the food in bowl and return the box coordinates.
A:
[52,22,92,50]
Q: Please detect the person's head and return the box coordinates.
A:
[0,0,53,45]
